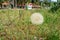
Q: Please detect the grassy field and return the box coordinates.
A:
[0,8,60,40]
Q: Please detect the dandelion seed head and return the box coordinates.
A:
[30,13,44,25]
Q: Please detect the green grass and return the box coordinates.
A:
[0,9,60,40]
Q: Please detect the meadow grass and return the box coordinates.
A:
[0,8,60,40]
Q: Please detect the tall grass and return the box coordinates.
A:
[0,9,60,40]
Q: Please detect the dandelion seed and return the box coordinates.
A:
[30,13,44,25]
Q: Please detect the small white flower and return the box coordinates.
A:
[30,13,44,25]
[34,36,37,40]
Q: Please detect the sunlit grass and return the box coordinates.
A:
[0,9,60,40]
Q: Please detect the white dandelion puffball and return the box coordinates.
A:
[30,13,44,25]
